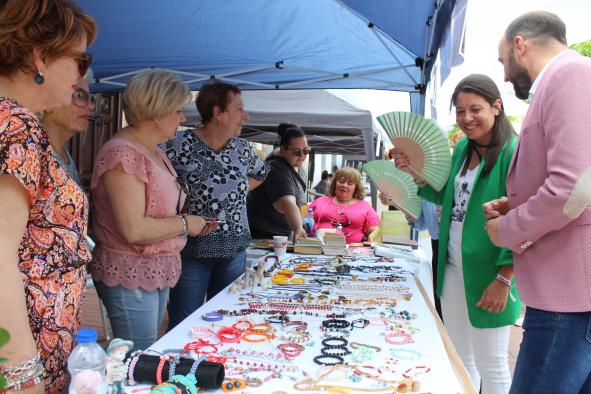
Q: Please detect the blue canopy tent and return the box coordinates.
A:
[79,0,457,116]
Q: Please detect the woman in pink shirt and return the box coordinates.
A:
[309,167,379,243]
[90,69,216,350]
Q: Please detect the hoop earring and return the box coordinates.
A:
[34,72,45,85]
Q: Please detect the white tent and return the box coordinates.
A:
[182,90,378,161]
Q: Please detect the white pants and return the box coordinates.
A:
[441,263,512,394]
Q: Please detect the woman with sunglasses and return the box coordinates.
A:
[39,75,96,186]
[309,167,380,244]
[247,123,310,243]
[0,1,96,391]
[90,69,216,351]
[164,81,269,330]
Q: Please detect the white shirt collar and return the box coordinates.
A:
[529,50,569,100]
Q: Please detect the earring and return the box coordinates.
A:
[34,72,44,85]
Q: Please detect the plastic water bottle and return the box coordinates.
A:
[68,328,108,394]
[303,207,315,236]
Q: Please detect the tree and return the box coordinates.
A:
[570,40,591,57]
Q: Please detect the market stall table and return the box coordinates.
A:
[126,250,474,394]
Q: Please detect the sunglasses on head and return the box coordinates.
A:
[63,50,93,77]
[290,147,311,157]
[71,88,96,109]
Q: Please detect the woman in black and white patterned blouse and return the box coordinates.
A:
[165,81,269,329]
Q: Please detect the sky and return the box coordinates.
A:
[328,0,591,131]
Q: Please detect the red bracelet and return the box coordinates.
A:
[156,355,169,385]
[216,327,242,343]
[183,340,219,355]
[232,320,253,332]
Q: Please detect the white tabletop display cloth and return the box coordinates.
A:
[128,249,466,394]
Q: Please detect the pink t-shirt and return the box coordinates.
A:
[309,196,380,243]
[90,138,186,291]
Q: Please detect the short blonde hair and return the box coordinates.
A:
[328,167,365,200]
[122,69,190,125]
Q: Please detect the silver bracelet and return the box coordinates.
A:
[496,273,512,287]
[178,214,188,237]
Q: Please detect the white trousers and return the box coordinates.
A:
[441,263,512,394]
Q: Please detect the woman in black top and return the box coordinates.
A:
[247,124,310,242]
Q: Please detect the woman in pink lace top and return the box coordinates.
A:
[90,69,216,350]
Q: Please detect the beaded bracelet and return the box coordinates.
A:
[313,354,344,366]
[277,343,305,358]
[183,340,219,355]
[322,337,348,348]
[402,365,431,379]
[189,356,205,376]
[155,355,169,385]
[381,331,414,345]
[390,348,421,360]
[127,353,141,385]
[216,327,242,343]
[322,319,349,330]
[321,347,351,357]
[168,353,181,379]
[349,342,380,352]
[232,320,253,332]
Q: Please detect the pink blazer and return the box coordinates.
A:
[499,50,591,312]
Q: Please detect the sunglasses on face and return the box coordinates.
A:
[63,50,93,77]
[289,147,311,157]
[71,89,96,109]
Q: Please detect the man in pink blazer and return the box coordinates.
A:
[484,11,591,393]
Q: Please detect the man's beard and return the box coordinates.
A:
[508,52,532,100]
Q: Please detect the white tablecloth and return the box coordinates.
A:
[130,249,462,394]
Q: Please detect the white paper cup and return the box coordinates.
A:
[272,235,288,255]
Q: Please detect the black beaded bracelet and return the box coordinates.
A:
[322,337,348,348]
[321,347,351,357]
[313,354,344,366]
[322,319,350,330]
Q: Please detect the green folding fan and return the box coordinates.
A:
[377,111,451,191]
[363,160,422,220]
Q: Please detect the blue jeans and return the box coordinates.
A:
[510,307,591,394]
[167,251,246,330]
[94,281,169,352]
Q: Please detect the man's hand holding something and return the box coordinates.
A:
[482,197,509,220]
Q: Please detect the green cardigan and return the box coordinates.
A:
[419,136,521,328]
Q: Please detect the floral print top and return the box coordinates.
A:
[0,98,91,392]
[165,130,269,259]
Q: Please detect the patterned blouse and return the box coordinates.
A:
[0,98,91,392]
[165,130,269,259]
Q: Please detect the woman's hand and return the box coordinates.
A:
[185,215,207,236]
[475,279,510,313]
[389,148,414,176]
[379,192,394,206]
[292,227,307,243]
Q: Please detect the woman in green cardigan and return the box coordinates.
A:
[393,74,521,394]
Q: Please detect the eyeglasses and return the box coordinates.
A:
[290,147,312,157]
[63,50,93,77]
[71,88,96,109]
